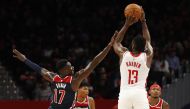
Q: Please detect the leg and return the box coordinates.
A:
[118,91,133,109]
[133,90,149,109]
[118,98,133,109]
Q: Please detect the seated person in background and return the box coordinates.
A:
[73,82,95,109]
[148,83,169,109]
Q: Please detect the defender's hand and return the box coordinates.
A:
[13,49,27,62]
[108,31,118,46]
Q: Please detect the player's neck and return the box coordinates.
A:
[131,50,140,54]
[149,96,160,105]
[77,96,86,102]
[60,73,67,78]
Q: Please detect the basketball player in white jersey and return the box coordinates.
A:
[113,8,153,109]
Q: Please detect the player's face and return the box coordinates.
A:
[78,86,89,98]
[150,87,161,98]
[59,62,74,76]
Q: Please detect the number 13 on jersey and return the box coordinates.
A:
[128,70,138,84]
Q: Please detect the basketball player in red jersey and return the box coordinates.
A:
[113,8,153,109]
[72,82,95,109]
[13,31,117,109]
[148,83,169,109]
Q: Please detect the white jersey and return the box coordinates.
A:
[120,51,150,90]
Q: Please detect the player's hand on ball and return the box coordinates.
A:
[109,31,118,46]
[13,49,27,62]
[125,16,138,26]
[140,7,146,22]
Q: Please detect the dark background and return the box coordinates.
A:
[0,0,190,106]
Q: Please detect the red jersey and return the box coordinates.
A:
[73,96,90,109]
[149,98,163,109]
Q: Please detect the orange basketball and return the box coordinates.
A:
[124,4,142,20]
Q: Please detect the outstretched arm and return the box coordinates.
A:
[140,8,153,68]
[13,49,55,82]
[71,31,117,91]
[113,20,129,58]
[113,16,137,61]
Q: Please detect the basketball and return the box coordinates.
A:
[124,4,142,20]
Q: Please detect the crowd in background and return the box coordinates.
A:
[0,0,190,100]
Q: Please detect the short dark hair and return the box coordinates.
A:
[56,59,69,70]
[79,81,90,88]
[132,36,146,52]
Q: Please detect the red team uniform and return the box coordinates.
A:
[149,98,164,109]
[73,96,90,109]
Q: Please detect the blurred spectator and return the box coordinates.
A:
[35,79,51,101]
[167,51,181,79]
[95,67,109,98]
[153,53,171,85]
[19,71,37,99]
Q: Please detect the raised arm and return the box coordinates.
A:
[140,8,153,68]
[141,21,153,56]
[71,31,117,91]
[113,16,137,59]
[113,19,129,58]
[13,49,55,82]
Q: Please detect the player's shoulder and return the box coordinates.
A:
[53,75,73,83]
[162,99,169,109]
[75,69,85,76]
[88,96,94,100]
[88,97,95,107]
[121,50,131,59]
[50,72,57,77]
[140,51,147,56]
[163,99,169,105]
[88,96,95,103]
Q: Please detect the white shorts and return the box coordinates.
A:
[118,89,149,109]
